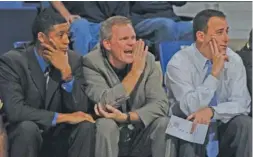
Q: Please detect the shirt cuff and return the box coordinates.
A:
[52,112,58,126]
[61,77,75,92]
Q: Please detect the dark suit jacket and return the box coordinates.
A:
[0,44,89,129]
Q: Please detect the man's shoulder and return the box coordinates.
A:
[226,48,244,65]
[82,46,105,68]
[168,45,194,68]
[0,47,28,66]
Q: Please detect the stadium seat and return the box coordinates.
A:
[158,40,193,75]
[13,41,30,48]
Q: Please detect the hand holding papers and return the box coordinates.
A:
[166,115,209,144]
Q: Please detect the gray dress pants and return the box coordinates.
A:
[95,117,178,157]
[178,115,252,157]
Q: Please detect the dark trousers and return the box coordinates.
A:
[7,121,95,157]
[178,115,252,157]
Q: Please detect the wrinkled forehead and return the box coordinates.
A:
[207,16,228,31]
[111,24,136,38]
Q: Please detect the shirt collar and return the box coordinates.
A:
[193,43,210,70]
[34,48,48,73]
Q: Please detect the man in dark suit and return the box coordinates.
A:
[0,9,95,157]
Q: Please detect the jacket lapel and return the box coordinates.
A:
[27,46,46,100]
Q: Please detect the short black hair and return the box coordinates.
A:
[32,8,66,42]
[193,9,226,41]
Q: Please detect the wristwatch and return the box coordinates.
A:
[209,107,215,119]
[126,112,131,124]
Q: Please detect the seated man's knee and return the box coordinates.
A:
[232,115,252,133]
[152,117,169,132]
[156,18,175,31]
[70,18,90,32]
[96,118,119,137]
[14,121,41,141]
[76,121,96,133]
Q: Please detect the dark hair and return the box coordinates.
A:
[193,9,226,41]
[32,8,66,42]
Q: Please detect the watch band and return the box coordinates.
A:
[126,112,131,124]
[209,107,215,119]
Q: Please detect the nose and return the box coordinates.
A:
[223,32,229,44]
[63,33,70,45]
[128,38,136,46]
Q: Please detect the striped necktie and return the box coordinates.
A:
[205,60,219,157]
[44,66,51,90]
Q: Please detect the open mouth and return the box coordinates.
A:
[124,50,132,54]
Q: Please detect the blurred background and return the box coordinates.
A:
[0,1,252,54]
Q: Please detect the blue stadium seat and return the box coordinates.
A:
[159,40,193,75]
[0,2,23,8]
[13,41,30,48]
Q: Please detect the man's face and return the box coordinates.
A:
[203,17,229,54]
[104,24,136,68]
[40,23,70,52]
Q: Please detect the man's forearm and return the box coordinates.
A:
[122,70,142,96]
[0,131,7,157]
[50,1,71,18]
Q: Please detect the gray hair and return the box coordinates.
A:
[100,16,132,42]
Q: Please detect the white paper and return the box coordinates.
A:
[166,115,209,144]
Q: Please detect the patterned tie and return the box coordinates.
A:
[205,60,219,157]
[44,66,51,90]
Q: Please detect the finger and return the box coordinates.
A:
[190,119,198,134]
[142,45,148,58]
[41,43,55,52]
[98,104,110,118]
[187,114,195,121]
[209,39,215,57]
[106,105,121,114]
[42,54,52,61]
[85,117,95,123]
[49,39,58,50]
[205,119,211,125]
[141,45,148,62]
[138,39,145,58]
[43,50,52,56]
[94,104,100,116]
[74,15,81,19]
[81,117,95,124]
[134,39,141,57]
[212,38,220,55]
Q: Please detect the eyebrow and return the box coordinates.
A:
[216,27,229,32]
[119,35,136,39]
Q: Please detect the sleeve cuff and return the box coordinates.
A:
[100,83,129,106]
[62,77,75,93]
[52,112,58,126]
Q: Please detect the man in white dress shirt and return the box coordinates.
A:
[165,9,252,157]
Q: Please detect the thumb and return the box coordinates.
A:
[187,114,195,121]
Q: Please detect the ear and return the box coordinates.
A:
[102,39,111,51]
[196,31,205,42]
[37,32,47,44]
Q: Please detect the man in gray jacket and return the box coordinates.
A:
[82,16,176,157]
